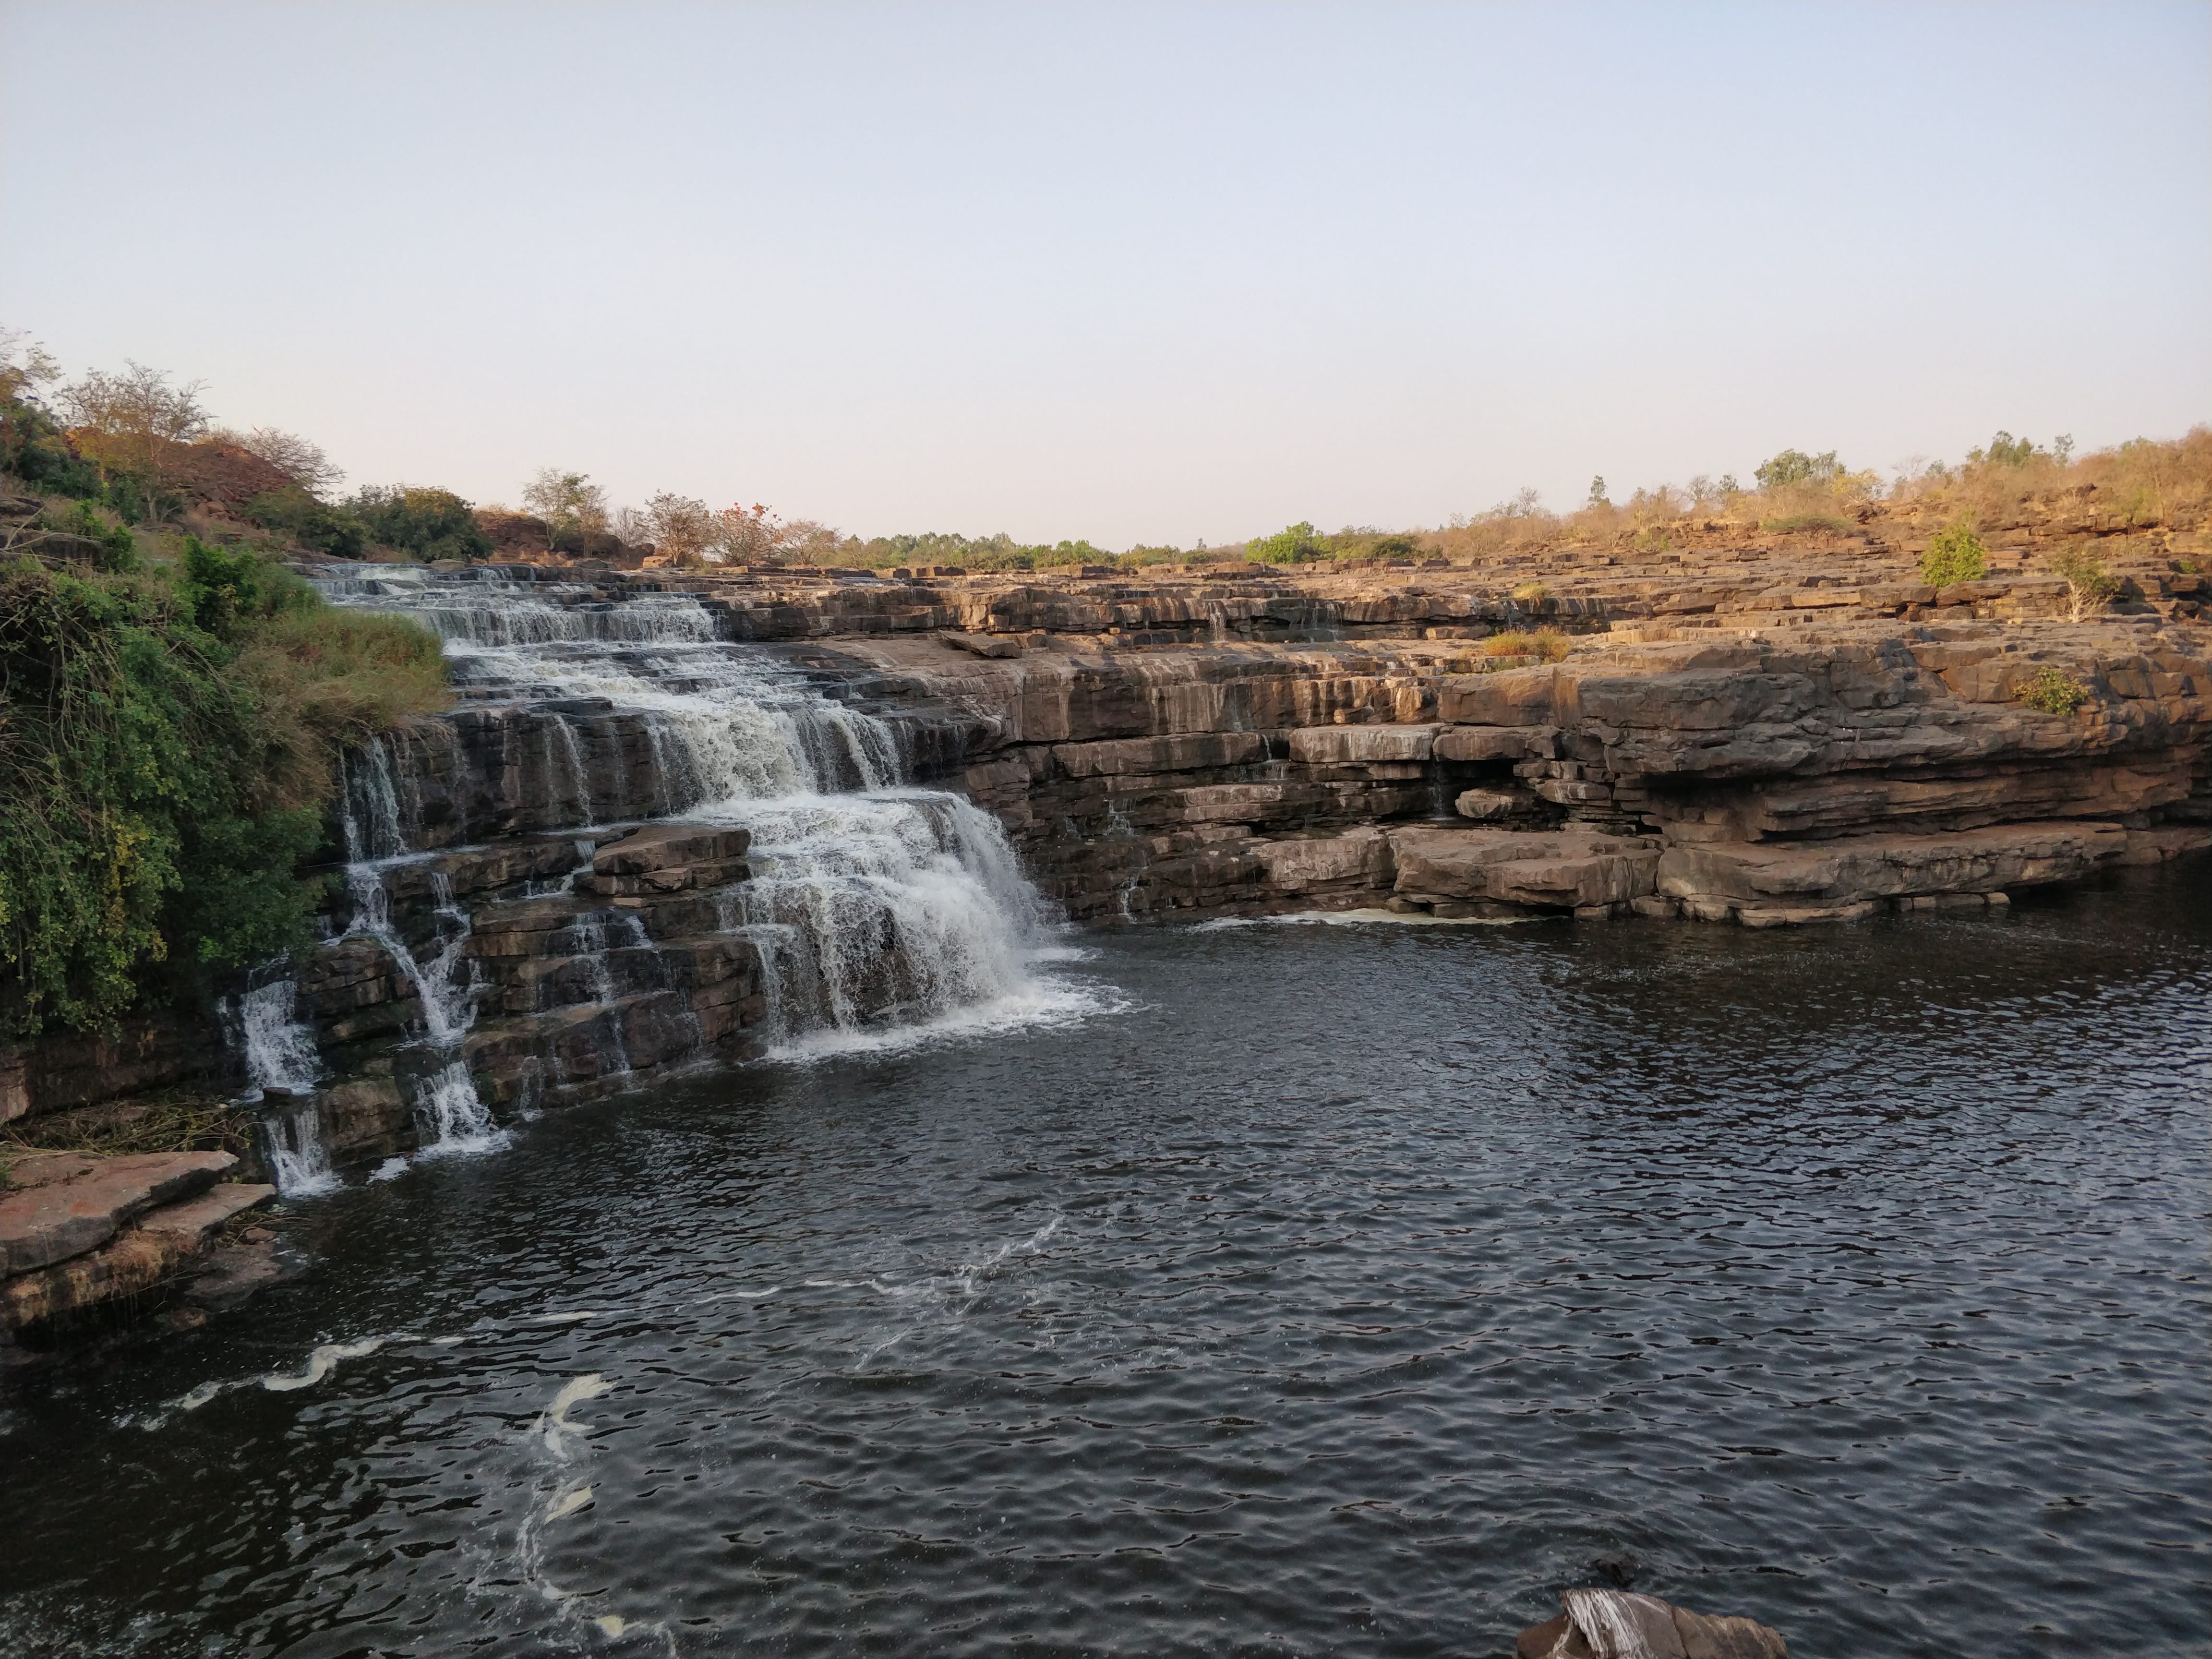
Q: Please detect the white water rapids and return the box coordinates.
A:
[316,566,1083,1106]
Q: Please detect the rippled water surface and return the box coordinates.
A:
[4,871,2208,1658]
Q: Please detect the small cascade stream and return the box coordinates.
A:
[236,979,339,1196]
[313,565,1074,1101]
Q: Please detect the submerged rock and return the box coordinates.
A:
[1515,1588,1787,1659]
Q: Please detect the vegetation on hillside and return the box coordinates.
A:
[0,328,447,1039]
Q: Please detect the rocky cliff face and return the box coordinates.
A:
[5,541,2206,1338]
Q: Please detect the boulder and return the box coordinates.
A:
[1250,828,1395,894]
[1455,788,1523,820]
[944,631,1023,658]
[1,1172,272,1332]
[1051,732,1265,777]
[585,822,750,896]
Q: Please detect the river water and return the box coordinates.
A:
[2,868,2206,1657]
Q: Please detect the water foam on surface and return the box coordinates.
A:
[1191,906,1544,930]
[261,1336,402,1394]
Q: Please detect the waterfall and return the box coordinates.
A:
[342,862,499,1155]
[239,979,339,1196]
[240,979,320,1093]
[315,563,1078,1087]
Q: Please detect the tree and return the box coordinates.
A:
[1754,449,1845,491]
[1248,521,1324,564]
[216,427,345,497]
[625,492,717,564]
[0,325,60,409]
[1587,476,1610,508]
[2048,542,2117,622]
[0,327,88,494]
[522,467,610,549]
[58,361,212,512]
[713,500,786,564]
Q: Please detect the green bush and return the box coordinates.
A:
[349,485,493,562]
[1247,522,1326,564]
[40,501,141,573]
[174,535,318,637]
[2018,665,2091,716]
[244,485,368,558]
[1920,521,1988,588]
[0,549,447,1037]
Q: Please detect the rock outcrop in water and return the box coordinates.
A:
[2,534,2206,1338]
[1516,1588,1788,1658]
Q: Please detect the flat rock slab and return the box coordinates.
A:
[139,1182,275,1245]
[1657,820,2126,908]
[0,1150,235,1275]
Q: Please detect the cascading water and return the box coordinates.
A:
[313,564,1079,1067]
[237,979,338,1196]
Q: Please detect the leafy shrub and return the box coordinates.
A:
[244,485,368,558]
[1248,522,1326,564]
[39,501,140,573]
[349,485,494,562]
[0,551,447,1036]
[2018,665,2091,716]
[173,535,318,638]
[1370,535,1417,559]
[1920,521,1988,588]
[1510,580,1551,606]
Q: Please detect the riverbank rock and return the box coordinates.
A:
[0,1151,274,1333]
[1515,1588,1787,1658]
[0,1150,237,1274]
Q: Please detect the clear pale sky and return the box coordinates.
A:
[3,1,2206,549]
